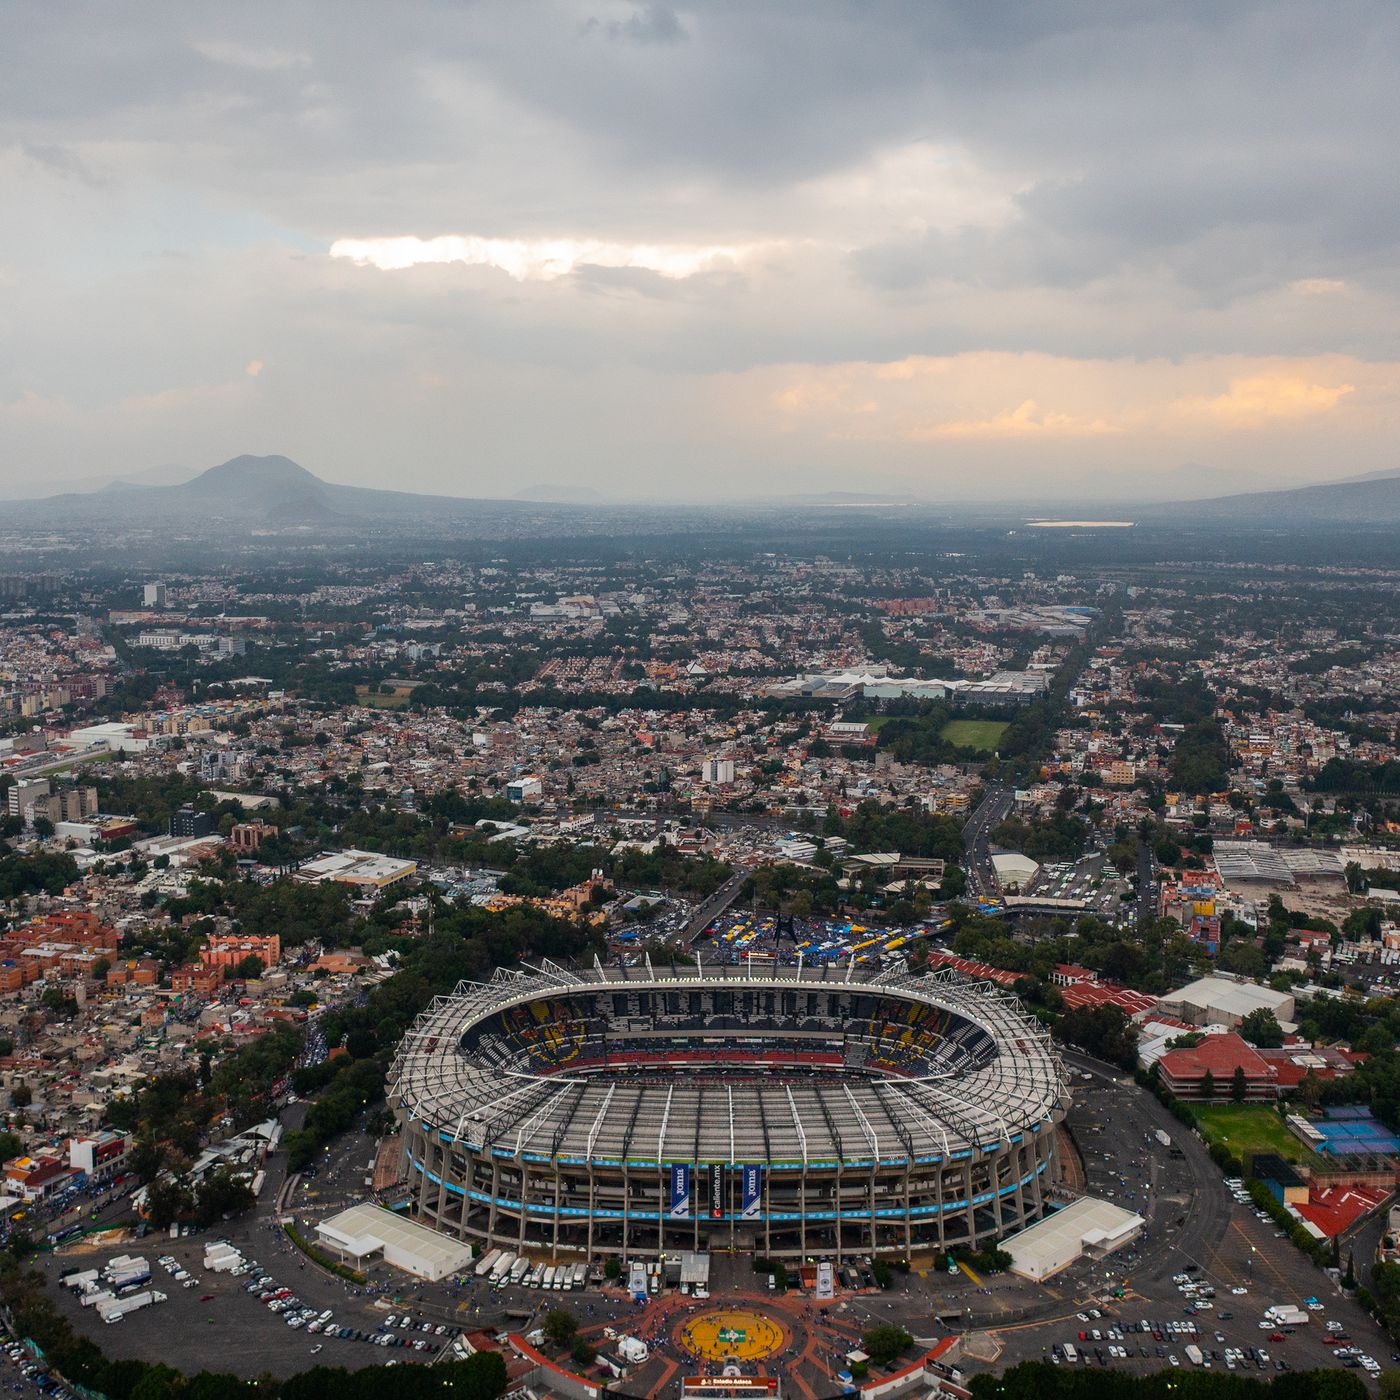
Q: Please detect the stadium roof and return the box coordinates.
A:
[390,961,1066,1169]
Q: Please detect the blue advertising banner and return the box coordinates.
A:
[741,1165,762,1220]
[669,1164,690,1219]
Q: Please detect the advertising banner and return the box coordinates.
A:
[740,1164,762,1220]
[669,1164,690,1219]
[709,1162,725,1219]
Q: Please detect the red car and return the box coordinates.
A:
[199,1294,214,1303]
[1268,1333,1286,1342]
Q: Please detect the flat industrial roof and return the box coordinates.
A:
[316,1203,473,1274]
[1003,1197,1144,1281]
[1166,976,1292,1017]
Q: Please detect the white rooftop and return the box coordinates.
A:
[315,1203,473,1280]
[1003,1196,1145,1282]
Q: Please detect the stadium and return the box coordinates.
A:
[389,960,1069,1262]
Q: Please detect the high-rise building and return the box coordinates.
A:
[170,804,215,839]
[702,756,735,785]
[7,779,51,824]
[143,582,168,608]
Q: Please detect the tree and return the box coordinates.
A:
[9,1085,31,1109]
[861,1324,913,1367]
[1200,1068,1216,1101]
[542,1307,578,1347]
[1231,1065,1248,1102]
[1239,1008,1285,1048]
[234,954,264,981]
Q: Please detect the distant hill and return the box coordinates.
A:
[1135,470,1400,526]
[1,460,200,500]
[0,454,553,531]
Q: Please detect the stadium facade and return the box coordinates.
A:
[390,960,1068,1261]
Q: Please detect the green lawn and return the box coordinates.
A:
[1193,1104,1322,1168]
[940,719,1009,754]
[358,692,410,709]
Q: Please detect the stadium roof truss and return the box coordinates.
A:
[389,961,1066,1170]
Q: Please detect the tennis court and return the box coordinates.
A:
[1313,1107,1400,1156]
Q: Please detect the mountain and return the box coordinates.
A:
[1135,470,1400,526]
[0,454,554,532]
[0,460,201,500]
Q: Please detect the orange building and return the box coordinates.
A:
[171,964,221,996]
[199,933,280,971]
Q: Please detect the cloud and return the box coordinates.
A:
[760,352,1376,448]
[582,2,688,45]
[913,399,1119,441]
[244,359,264,377]
[1290,278,1346,296]
[190,39,312,71]
[1174,374,1355,429]
[7,1,1400,497]
[329,233,774,281]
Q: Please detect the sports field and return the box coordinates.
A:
[1193,1104,1322,1167]
[940,719,1008,753]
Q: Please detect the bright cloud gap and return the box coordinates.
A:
[330,234,770,281]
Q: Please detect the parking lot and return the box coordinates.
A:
[38,1073,1400,1388]
[960,1066,1398,1386]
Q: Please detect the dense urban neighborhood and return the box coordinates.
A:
[0,532,1398,1400]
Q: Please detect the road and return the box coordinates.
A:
[962,782,1014,896]
[1135,841,1158,924]
[683,870,750,943]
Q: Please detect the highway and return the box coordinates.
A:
[681,868,752,943]
[1135,840,1159,925]
[962,781,1014,896]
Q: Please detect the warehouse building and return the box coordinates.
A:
[1002,1197,1145,1282]
[1155,975,1294,1029]
[315,1203,474,1281]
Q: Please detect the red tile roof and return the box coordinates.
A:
[1157,1032,1271,1080]
[1294,1183,1388,1238]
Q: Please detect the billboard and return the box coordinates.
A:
[669,1164,691,1219]
[740,1164,762,1220]
[815,1260,834,1300]
[709,1162,725,1219]
[682,1380,779,1396]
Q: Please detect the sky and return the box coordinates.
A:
[3,0,1399,503]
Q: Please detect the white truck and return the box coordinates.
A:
[1266,1305,1309,1326]
[571,1263,587,1289]
[489,1251,516,1283]
[509,1258,529,1284]
[97,1289,166,1324]
[80,1290,115,1310]
[618,1336,649,1365]
[474,1248,502,1279]
[1185,1345,1205,1367]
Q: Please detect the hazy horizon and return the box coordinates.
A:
[5,2,1400,502]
